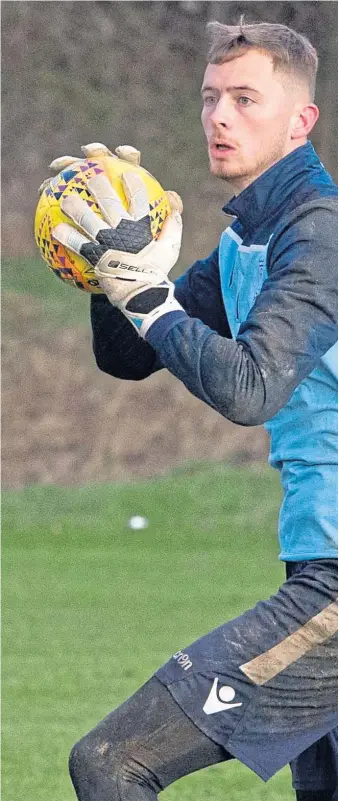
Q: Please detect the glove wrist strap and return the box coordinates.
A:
[139,297,184,337]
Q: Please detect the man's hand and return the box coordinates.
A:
[38,142,142,196]
[51,147,184,335]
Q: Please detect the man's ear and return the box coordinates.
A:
[291,103,319,140]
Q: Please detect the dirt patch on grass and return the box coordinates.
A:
[2,292,269,489]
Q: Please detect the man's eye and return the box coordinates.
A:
[203,95,216,105]
[237,96,253,106]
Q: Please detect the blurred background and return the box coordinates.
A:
[2,5,338,800]
[2,0,337,489]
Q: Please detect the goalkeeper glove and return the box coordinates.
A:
[52,148,184,336]
[38,142,143,195]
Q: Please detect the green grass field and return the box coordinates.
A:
[2,462,294,801]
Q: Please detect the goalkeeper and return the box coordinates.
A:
[54,20,337,801]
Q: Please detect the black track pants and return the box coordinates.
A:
[69,675,227,800]
[69,676,336,801]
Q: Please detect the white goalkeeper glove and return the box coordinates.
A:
[38,142,143,195]
[51,144,184,336]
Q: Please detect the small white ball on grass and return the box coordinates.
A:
[128,515,149,530]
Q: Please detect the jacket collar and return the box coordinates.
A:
[223,142,321,232]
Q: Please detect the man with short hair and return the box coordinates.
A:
[59,20,337,801]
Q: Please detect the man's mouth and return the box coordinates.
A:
[209,142,236,158]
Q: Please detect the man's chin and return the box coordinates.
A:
[209,161,236,180]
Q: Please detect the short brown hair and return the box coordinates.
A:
[206,19,318,100]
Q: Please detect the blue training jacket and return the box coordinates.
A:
[90,142,338,562]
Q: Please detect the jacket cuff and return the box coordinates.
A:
[144,310,188,347]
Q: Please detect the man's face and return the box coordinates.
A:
[201,49,307,191]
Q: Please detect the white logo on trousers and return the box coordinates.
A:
[203,678,243,715]
[172,650,192,671]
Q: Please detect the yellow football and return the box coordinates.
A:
[34,154,171,293]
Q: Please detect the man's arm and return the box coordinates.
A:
[90,247,231,380]
[90,296,157,380]
[145,199,338,425]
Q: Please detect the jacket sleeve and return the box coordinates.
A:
[145,199,338,425]
[90,246,230,380]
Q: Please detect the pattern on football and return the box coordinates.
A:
[34,154,171,293]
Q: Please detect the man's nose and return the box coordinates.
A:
[209,97,234,128]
